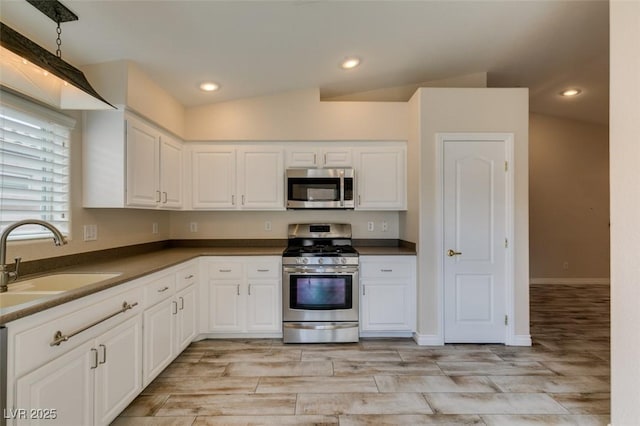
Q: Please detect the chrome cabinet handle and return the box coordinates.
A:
[172,300,178,315]
[179,296,184,310]
[362,284,366,296]
[380,269,393,272]
[99,344,107,364]
[232,195,235,205]
[184,274,194,280]
[90,348,99,369]
[157,286,169,293]
[156,190,161,203]
[50,301,139,347]
[219,269,232,273]
[162,191,168,203]
[236,284,240,296]
[257,269,269,272]
[241,195,245,205]
[248,284,251,296]
[447,249,463,257]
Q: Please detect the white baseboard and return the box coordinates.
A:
[360,331,414,339]
[413,333,444,346]
[530,277,610,285]
[508,334,532,346]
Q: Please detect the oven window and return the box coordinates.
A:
[288,178,340,201]
[290,275,352,310]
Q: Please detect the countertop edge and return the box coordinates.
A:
[1,245,416,325]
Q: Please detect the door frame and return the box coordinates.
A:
[436,133,516,344]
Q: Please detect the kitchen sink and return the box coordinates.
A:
[0,291,63,309]
[8,273,122,293]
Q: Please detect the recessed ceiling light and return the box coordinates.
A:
[199,82,219,92]
[341,57,361,70]
[560,88,582,97]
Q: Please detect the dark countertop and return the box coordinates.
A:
[0,243,416,325]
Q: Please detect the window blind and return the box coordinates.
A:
[0,91,74,240]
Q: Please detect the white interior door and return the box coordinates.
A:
[443,136,511,343]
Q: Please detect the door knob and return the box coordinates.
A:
[447,249,462,257]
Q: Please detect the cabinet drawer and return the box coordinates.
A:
[247,260,280,279]
[360,261,411,279]
[144,273,175,307]
[13,286,143,378]
[208,262,243,279]
[175,264,198,291]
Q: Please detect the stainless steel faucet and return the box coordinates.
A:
[0,220,67,293]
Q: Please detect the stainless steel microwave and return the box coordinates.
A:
[286,168,354,209]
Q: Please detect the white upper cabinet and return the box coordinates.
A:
[355,145,407,210]
[159,134,184,208]
[190,144,284,210]
[126,118,159,207]
[83,111,183,209]
[285,143,352,168]
[238,147,284,209]
[191,145,237,209]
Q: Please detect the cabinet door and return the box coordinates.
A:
[176,285,197,352]
[286,148,318,168]
[94,315,143,426]
[361,281,412,331]
[238,148,284,210]
[159,135,183,209]
[126,117,160,207]
[356,147,406,210]
[246,280,281,332]
[322,148,352,167]
[143,299,175,387]
[192,147,236,209]
[15,340,95,426]
[209,280,245,332]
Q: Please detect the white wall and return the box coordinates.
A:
[185,88,408,141]
[529,113,609,282]
[409,88,530,342]
[610,0,640,423]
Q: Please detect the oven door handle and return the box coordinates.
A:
[283,322,358,330]
[283,267,358,274]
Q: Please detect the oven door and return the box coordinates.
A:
[283,265,359,322]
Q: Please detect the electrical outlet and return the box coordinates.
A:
[264,221,272,231]
[83,224,97,241]
[189,222,198,233]
[152,222,159,234]
[367,221,374,232]
[381,221,388,232]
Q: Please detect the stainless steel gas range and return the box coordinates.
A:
[282,223,359,343]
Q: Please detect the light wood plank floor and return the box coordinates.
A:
[112,284,610,425]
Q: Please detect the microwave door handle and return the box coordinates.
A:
[339,173,345,207]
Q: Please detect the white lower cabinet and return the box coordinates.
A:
[360,256,416,336]
[142,263,198,386]
[6,259,200,426]
[15,315,142,426]
[204,256,281,336]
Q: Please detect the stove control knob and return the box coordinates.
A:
[340,258,347,264]
[302,258,309,264]
[318,258,324,265]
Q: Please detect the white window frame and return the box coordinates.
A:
[0,90,75,241]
